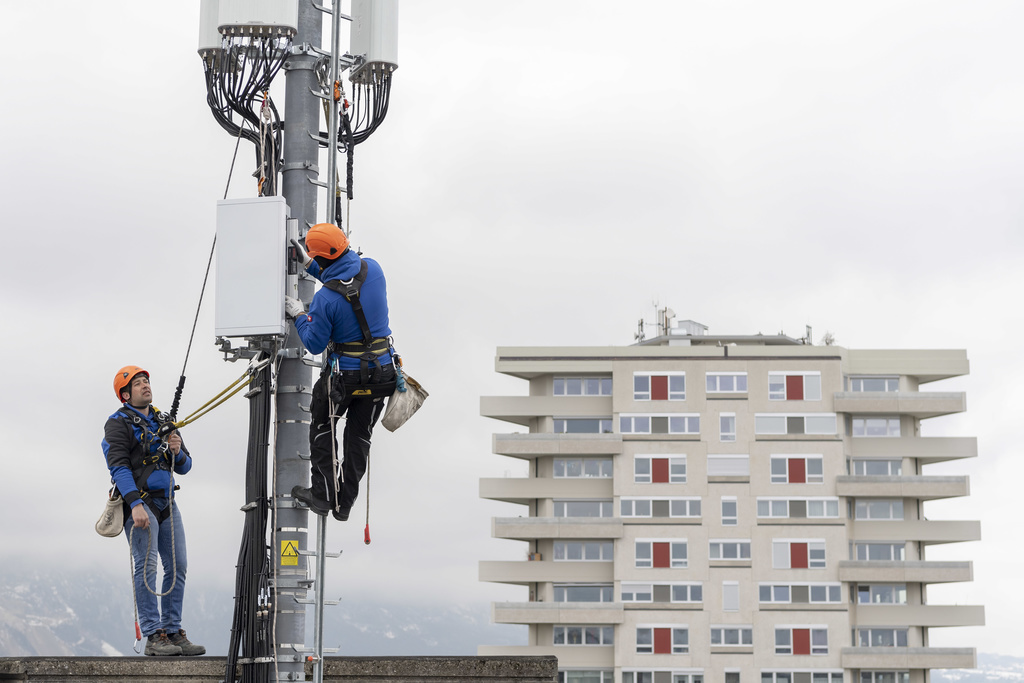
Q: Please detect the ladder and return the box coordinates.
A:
[294,514,340,683]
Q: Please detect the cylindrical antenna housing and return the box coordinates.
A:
[218,0,299,37]
[349,0,399,83]
[198,0,223,56]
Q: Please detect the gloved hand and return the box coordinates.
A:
[291,238,313,269]
[285,296,306,320]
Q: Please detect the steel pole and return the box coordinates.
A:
[277,0,323,680]
[325,1,342,228]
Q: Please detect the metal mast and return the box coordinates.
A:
[275,1,323,680]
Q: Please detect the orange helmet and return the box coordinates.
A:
[304,223,349,260]
[114,366,149,402]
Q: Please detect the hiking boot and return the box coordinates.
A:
[332,506,351,522]
[145,629,182,656]
[167,629,206,656]
[292,486,330,516]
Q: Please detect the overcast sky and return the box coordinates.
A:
[1,0,1022,657]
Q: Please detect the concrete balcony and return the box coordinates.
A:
[838,560,973,584]
[481,396,612,426]
[476,645,614,667]
[834,391,966,418]
[493,433,623,460]
[492,601,624,625]
[850,519,981,545]
[493,517,624,540]
[850,436,977,465]
[480,477,613,505]
[480,560,614,585]
[844,349,969,383]
[836,475,970,500]
[854,604,985,628]
[841,647,976,669]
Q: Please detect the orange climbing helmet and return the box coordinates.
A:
[304,223,350,260]
[114,366,149,402]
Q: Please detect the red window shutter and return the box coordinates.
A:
[793,628,811,655]
[785,375,804,400]
[788,458,806,484]
[653,542,671,568]
[654,627,671,654]
[651,375,669,400]
[790,542,808,569]
[652,458,670,483]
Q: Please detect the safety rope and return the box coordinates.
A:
[173,359,270,429]
[127,469,178,650]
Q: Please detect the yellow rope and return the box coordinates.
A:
[172,360,270,428]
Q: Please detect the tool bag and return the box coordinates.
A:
[381,371,427,432]
[95,487,124,538]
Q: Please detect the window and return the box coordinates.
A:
[854,542,905,561]
[554,458,613,478]
[707,372,748,393]
[852,459,903,476]
[710,626,753,646]
[554,541,614,562]
[709,539,751,560]
[720,414,736,442]
[758,583,842,604]
[554,377,612,396]
[857,584,908,604]
[634,372,686,401]
[763,674,842,683]
[854,499,904,520]
[555,418,613,434]
[636,626,689,654]
[620,582,703,603]
[860,673,910,683]
[723,582,739,611]
[775,627,828,655]
[554,584,614,603]
[772,540,826,569]
[854,628,908,647]
[553,625,614,645]
[852,417,901,437]
[850,376,899,392]
[756,498,839,519]
[769,372,822,401]
[770,455,824,483]
[634,455,686,484]
[621,497,701,518]
[623,673,703,683]
[620,414,700,434]
[721,497,738,526]
[726,673,740,683]
[755,414,837,435]
[707,454,750,476]
[558,671,613,683]
[554,500,613,518]
[635,539,688,569]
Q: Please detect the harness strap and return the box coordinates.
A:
[323,260,373,345]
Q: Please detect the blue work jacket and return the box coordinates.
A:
[102,404,192,509]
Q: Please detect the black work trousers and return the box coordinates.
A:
[308,364,396,513]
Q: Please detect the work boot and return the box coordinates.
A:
[145,629,182,656]
[332,506,351,522]
[167,629,206,656]
[292,486,330,516]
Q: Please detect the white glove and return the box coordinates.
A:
[285,296,306,320]
[291,238,313,269]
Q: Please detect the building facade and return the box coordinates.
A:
[478,322,983,683]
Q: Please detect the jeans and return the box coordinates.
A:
[124,500,187,637]
[309,364,396,511]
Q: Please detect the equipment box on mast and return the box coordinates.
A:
[215,196,289,338]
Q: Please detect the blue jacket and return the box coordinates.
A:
[102,404,192,510]
[295,251,393,369]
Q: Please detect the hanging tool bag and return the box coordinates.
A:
[381,365,428,432]
[95,487,124,538]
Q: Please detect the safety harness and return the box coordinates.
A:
[113,407,179,524]
[322,259,395,390]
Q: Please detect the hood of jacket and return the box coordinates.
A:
[319,249,361,283]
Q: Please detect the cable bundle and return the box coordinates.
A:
[225,355,272,683]
[203,37,289,196]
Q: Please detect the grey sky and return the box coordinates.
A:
[1,0,1021,656]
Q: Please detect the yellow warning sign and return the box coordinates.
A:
[281,540,299,567]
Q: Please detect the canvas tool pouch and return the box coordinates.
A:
[381,373,428,432]
[95,488,124,538]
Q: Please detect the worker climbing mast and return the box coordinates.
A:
[197,1,400,682]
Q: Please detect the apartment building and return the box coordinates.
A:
[478,321,983,683]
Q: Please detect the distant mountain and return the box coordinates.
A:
[0,567,523,657]
[934,655,1024,683]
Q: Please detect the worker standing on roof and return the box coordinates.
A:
[286,223,397,522]
[102,367,206,657]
